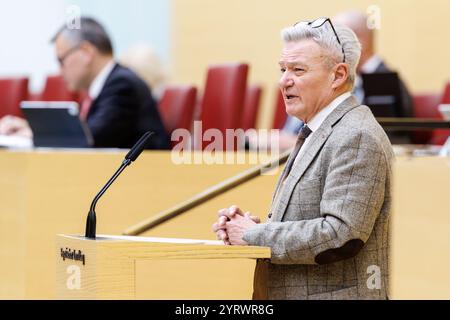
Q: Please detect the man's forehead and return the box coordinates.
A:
[279,40,323,64]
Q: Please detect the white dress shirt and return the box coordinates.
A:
[89,60,116,100]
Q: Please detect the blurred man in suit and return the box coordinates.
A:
[334,10,414,143]
[0,17,170,149]
[213,18,394,299]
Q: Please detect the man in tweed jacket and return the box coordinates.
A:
[213,18,394,300]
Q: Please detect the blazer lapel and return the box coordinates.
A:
[270,95,361,221]
[271,147,297,202]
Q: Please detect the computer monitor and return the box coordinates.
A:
[362,72,403,118]
[20,101,94,148]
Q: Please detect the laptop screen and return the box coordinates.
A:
[20,101,94,148]
[362,72,403,118]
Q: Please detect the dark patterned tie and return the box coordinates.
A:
[281,124,312,182]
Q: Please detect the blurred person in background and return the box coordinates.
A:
[120,44,170,101]
[333,9,414,143]
[0,17,170,149]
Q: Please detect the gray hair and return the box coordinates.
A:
[281,19,361,88]
[52,17,113,55]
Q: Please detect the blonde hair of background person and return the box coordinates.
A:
[119,44,170,100]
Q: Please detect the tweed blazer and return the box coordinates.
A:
[243,95,394,299]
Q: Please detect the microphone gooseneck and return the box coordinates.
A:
[84,131,155,239]
[125,131,154,161]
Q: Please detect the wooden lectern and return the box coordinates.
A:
[56,234,270,299]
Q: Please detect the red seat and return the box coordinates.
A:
[431,81,450,145]
[442,81,450,103]
[412,93,442,144]
[241,85,262,130]
[158,85,197,136]
[38,75,80,102]
[272,89,286,129]
[0,77,29,118]
[199,63,248,150]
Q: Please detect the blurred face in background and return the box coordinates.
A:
[54,35,93,91]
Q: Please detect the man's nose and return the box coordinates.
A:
[279,72,294,88]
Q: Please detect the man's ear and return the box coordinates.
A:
[78,41,96,63]
[332,63,349,89]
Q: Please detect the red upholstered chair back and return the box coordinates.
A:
[441,81,450,104]
[39,75,80,102]
[199,63,248,149]
[272,89,287,129]
[413,93,442,118]
[241,85,262,130]
[158,85,197,135]
[200,63,248,150]
[412,93,442,144]
[430,81,450,145]
[0,77,29,118]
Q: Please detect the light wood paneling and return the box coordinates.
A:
[0,149,279,299]
[56,234,269,299]
[391,156,450,299]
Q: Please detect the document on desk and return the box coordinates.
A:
[0,135,33,148]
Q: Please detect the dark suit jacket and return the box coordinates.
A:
[365,61,414,144]
[373,61,414,118]
[86,63,170,149]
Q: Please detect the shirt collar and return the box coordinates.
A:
[305,91,352,133]
[89,60,116,100]
[360,54,383,74]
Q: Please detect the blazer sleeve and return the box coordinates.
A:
[242,130,391,265]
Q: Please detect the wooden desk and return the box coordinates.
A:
[391,156,450,299]
[55,234,270,299]
[1,149,450,299]
[0,149,279,299]
[377,117,450,130]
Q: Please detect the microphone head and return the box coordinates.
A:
[125,131,155,162]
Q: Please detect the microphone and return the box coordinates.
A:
[85,131,155,239]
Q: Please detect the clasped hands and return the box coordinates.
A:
[212,205,260,245]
